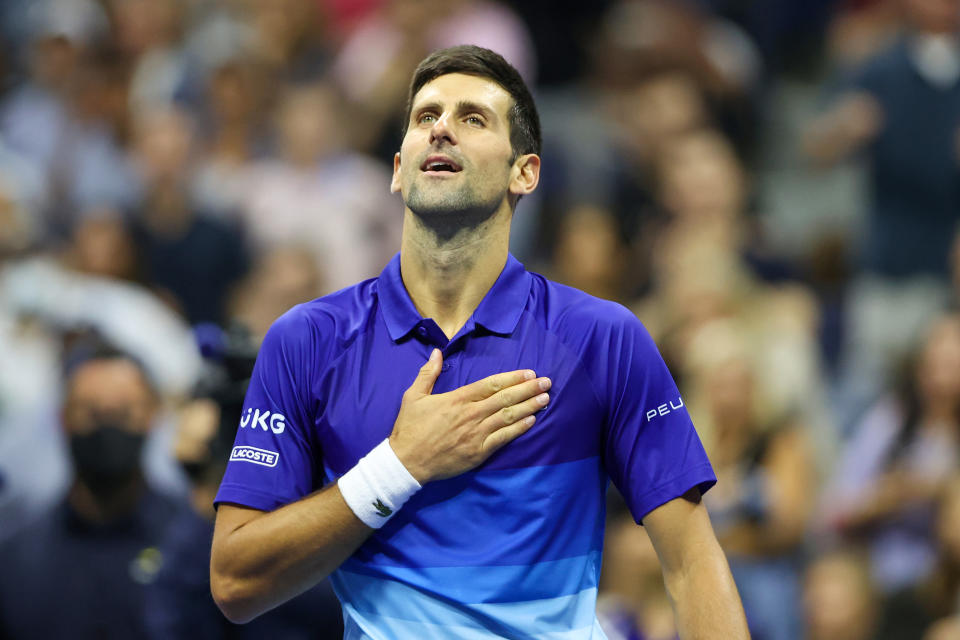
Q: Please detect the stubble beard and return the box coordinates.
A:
[405,177,503,243]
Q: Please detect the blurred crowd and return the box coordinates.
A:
[0,0,959,638]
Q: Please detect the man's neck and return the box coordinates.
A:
[400,206,511,339]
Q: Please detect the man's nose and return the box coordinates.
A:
[429,112,457,146]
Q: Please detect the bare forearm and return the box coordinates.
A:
[664,536,750,640]
[210,484,371,623]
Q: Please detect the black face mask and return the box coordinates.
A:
[69,422,146,494]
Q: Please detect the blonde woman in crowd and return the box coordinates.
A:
[682,318,816,640]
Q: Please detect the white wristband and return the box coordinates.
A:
[337,438,422,529]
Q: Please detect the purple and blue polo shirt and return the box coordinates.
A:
[215,253,716,639]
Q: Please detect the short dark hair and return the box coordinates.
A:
[402,45,541,159]
[62,336,157,400]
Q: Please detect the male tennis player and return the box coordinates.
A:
[211,45,748,639]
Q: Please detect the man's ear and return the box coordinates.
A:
[508,154,540,197]
[390,152,402,194]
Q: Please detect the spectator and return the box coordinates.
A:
[806,0,960,418]
[683,319,816,640]
[129,104,250,325]
[66,213,138,282]
[331,0,535,155]
[651,127,795,289]
[0,347,185,638]
[238,82,398,294]
[548,204,629,303]
[595,0,762,101]
[0,240,203,399]
[820,313,960,592]
[58,46,141,225]
[875,474,960,638]
[635,222,831,458]
[0,211,204,537]
[537,62,713,270]
[0,0,96,173]
[228,245,324,342]
[592,0,762,158]
[802,548,879,640]
[0,5,140,236]
[192,59,270,219]
[245,0,331,82]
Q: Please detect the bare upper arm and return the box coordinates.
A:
[642,488,719,576]
[643,491,750,637]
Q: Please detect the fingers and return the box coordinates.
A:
[481,388,550,432]
[482,415,538,456]
[459,369,537,401]
[479,377,551,415]
[407,349,443,397]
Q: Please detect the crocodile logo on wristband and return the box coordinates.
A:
[373,499,393,517]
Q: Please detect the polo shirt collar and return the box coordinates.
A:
[378,252,531,341]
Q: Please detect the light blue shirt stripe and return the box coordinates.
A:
[336,569,609,639]
[341,550,602,603]
[344,613,610,640]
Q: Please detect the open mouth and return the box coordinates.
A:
[420,155,463,174]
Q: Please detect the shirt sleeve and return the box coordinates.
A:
[215,305,328,511]
[599,308,716,523]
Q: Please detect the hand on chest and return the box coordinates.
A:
[317,333,603,476]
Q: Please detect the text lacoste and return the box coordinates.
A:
[230,446,280,467]
[239,408,286,435]
[646,397,685,422]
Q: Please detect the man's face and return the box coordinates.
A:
[63,358,157,492]
[63,359,155,438]
[391,73,518,229]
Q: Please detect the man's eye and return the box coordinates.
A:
[466,116,484,126]
[419,113,436,124]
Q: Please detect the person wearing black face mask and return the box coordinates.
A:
[69,416,148,498]
[0,347,185,639]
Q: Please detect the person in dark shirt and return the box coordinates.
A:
[0,346,184,639]
[806,0,960,438]
[129,105,249,326]
[806,0,960,280]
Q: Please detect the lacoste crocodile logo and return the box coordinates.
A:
[373,499,392,517]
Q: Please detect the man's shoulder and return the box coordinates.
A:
[526,275,660,383]
[270,278,379,336]
[529,273,642,335]
[262,278,381,363]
